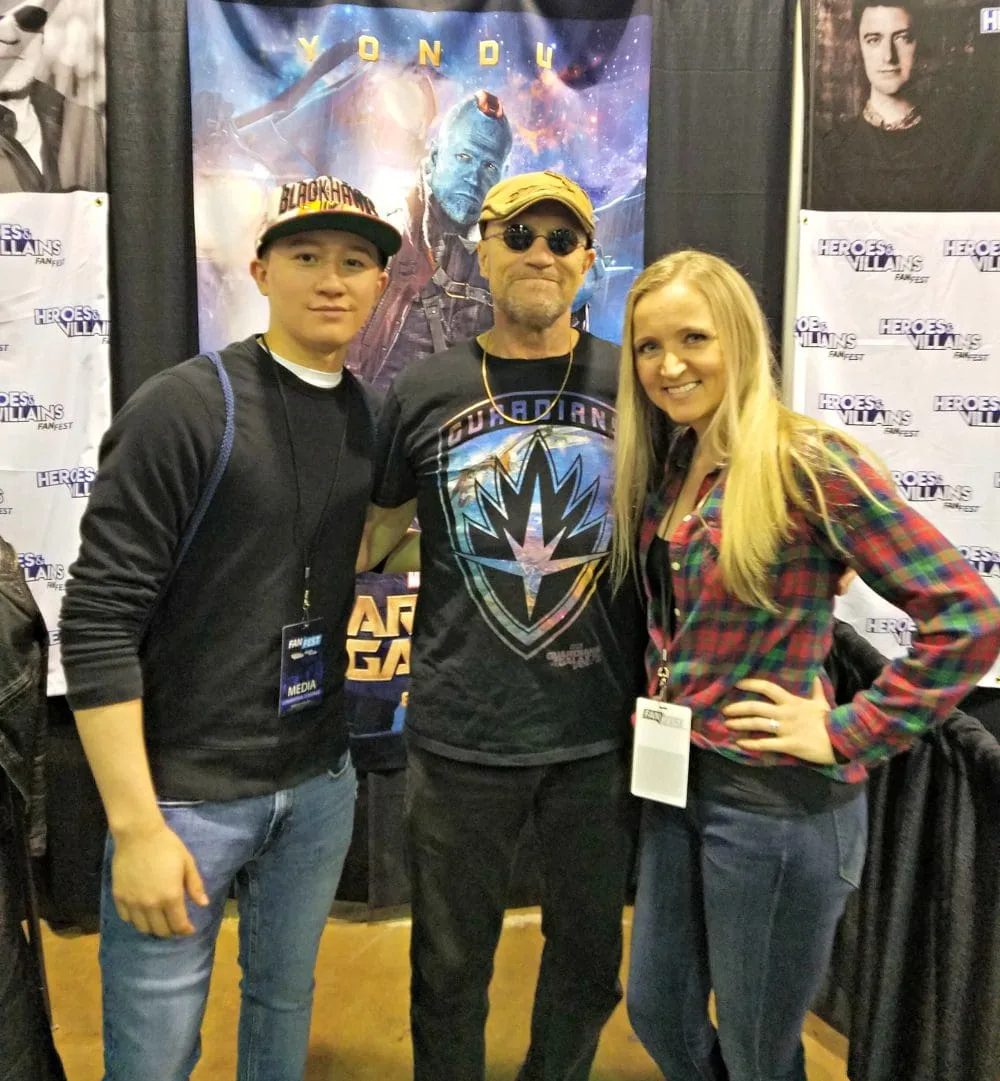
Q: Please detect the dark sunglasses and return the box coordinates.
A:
[486,221,588,257]
[6,5,47,32]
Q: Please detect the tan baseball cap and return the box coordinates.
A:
[256,175,402,262]
[479,170,595,242]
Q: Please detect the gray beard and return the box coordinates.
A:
[494,292,566,334]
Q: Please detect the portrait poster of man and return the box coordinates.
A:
[0,0,105,193]
[188,0,652,381]
[804,0,1000,211]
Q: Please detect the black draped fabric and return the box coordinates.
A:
[818,624,1000,1081]
[960,686,1000,742]
[645,0,796,341]
[0,783,66,1081]
[848,711,1000,1081]
[105,1,199,407]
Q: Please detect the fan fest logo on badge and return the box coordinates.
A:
[18,552,66,589]
[0,391,72,431]
[0,489,11,517]
[0,223,64,266]
[795,317,863,361]
[34,305,110,339]
[878,317,988,362]
[943,239,1000,272]
[816,238,927,283]
[865,616,917,648]
[35,466,95,499]
[959,544,1000,581]
[816,393,918,437]
[933,394,1000,426]
[892,469,979,513]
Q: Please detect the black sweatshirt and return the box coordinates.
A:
[60,337,378,800]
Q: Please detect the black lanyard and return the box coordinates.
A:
[260,338,350,621]
[651,536,676,702]
[652,478,717,702]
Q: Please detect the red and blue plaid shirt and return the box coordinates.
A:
[639,431,1000,783]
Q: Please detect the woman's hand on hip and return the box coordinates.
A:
[722,677,837,765]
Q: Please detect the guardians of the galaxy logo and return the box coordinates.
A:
[816,239,926,282]
[438,397,614,659]
[933,394,1000,426]
[816,393,918,436]
[35,466,95,499]
[346,593,416,682]
[891,469,978,513]
[878,317,987,361]
[942,239,1000,272]
[34,306,110,338]
[0,223,63,265]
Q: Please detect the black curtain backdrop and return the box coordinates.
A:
[105,2,199,408]
[645,0,796,344]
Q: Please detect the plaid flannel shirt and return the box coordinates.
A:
[639,431,1000,783]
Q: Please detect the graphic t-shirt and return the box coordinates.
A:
[374,333,642,765]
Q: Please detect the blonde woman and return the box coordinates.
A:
[611,250,1000,1081]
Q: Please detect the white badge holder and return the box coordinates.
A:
[631,695,692,807]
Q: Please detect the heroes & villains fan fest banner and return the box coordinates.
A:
[0,0,109,694]
[797,0,1000,686]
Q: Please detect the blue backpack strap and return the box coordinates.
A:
[172,351,235,569]
[141,351,234,636]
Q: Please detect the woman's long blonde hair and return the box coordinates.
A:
[610,250,886,610]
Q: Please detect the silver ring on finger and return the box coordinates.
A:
[769,718,780,735]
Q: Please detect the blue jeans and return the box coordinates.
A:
[627,792,867,1081]
[100,758,356,1081]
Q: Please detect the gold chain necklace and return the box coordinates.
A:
[480,336,575,426]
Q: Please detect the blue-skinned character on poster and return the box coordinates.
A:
[346,89,513,390]
[425,90,511,228]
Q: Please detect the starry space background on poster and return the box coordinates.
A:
[188,0,652,345]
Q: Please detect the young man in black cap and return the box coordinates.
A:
[359,170,641,1081]
[60,175,400,1081]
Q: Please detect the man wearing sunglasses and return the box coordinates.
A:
[358,170,641,1081]
[0,0,105,193]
